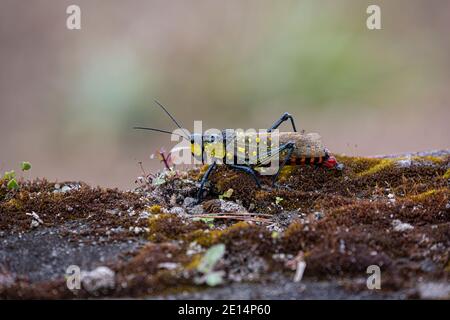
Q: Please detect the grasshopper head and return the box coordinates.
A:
[323,153,344,170]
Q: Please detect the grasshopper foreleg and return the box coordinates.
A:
[196,161,217,204]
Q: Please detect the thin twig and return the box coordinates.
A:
[138,161,147,177]
[192,212,272,217]
[190,214,272,224]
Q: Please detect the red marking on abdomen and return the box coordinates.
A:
[285,154,331,166]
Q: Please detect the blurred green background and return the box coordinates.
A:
[1,0,449,188]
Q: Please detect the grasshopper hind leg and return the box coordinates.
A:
[268,112,297,132]
[272,141,295,187]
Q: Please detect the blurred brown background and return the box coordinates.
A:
[1,0,449,189]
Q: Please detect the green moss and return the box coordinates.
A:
[412,155,444,164]
[443,168,450,179]
[254,190,271,201]
[148,214,208,242]
[184,254,202,270]
[186,229,223,247]
[445,261,450,274]
[409,188,448,202]
[357,158,395,177]
[5,198,23,210]
[148,204,162,214]
[222,221,249,232]
[214,172,240,193]
[277,165,295,183]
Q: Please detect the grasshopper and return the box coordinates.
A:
[135,101,343,203]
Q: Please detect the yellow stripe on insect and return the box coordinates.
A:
[191,143,202,157]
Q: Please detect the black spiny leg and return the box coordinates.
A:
[229,164,261,188]
[196,162,217,204]
[268,112,297,132]
[272,141,295,186]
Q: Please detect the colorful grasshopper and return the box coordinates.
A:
[135,101,343,203]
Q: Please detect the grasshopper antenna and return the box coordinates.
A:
[133,126,190,141]
[153,100,190,140]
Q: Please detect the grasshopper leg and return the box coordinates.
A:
[196,161,217,204]
[268,112,297,132]
[228,164,261,188]
[272,141,295,186]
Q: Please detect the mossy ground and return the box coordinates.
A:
[1,152,449,298]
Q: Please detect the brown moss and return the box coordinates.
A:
[281,221,307,253]
[0,179,7,201]
[443,168,450,179]
[148,204,162,214]
[148,214,205,242]
[183,154,449,215]
[337,156,385,175]
[185,229,224,247]
[112,242,197,297]
[117,242,185,275]
[445,261,450,274]
[412,155,444,164]
[3,153,450,298]
[191,165,212,181]
[277,165,295,183]
[218,222,274,256]
[184,254,202,270]
[4,198,23,210]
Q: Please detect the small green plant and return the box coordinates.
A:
[3,170,18,190]
[3,170,15,181]
[21,161,32,171]
[193,217,215,228]
[151,174,167,186]
[195,243,226,286]
[2,161,32,190]
[7,178,19,190]
[219,188,233,200]
[275,196,284,205]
